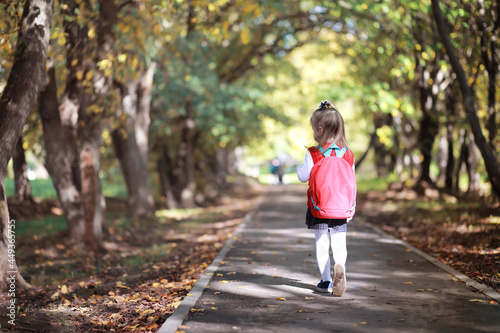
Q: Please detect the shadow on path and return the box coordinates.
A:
[169,185,500,333]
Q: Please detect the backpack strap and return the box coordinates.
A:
[310,144,348,162]
[308,147,324,164]
[320,143,347,158]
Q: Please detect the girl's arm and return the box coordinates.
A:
[297,150,314,183]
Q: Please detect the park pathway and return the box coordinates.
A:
[159,185,500,333]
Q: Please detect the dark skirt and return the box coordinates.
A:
[306,207,347,230]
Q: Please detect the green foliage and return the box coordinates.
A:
[2,0,497,201]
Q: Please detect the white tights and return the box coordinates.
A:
[314,227,347,282]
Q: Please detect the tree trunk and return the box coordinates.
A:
[0,0,54,291]
[432,0,500,199]
[39,63,85,248]
[416,65,439,184]
[157,144,179,209]
[74,0,117,252]
[176,97,199,208]
[437,133,448,185]
[112,64,156,217]
[454,130,467,193]
[466,133,481,194]
[373,138,388,178]
[445,83,457,191]
[477,0,499,148]
[12,137,32,201]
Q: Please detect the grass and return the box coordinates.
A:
[15,215,68,237]
[5,178,58,198]
[4,177,128,199]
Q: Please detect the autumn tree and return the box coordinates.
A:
[432,0,500,198]
[0,0,54,290]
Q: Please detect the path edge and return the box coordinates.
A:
[359,217,500,303]
[157,196,263,333]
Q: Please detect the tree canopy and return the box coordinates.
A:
[0,0,498,241]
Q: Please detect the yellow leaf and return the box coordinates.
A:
[160,279,168,284]
[190,308,205,313]
[305,297,314,300]
[220,280,230,283]
[403,282,413,285]
[276,297,286,301]
[214,292,221,294]
[61,285,68,294]
[152,282,160,288]
[211,307,217,310]
[240,28,250,45]
[116,281,129,289]
[359,322,367,325]
[117,54,127,63]
[468,299,485,303]
[131,56,139,69]
[88,28,95,39]
[50,292,59,300]
[58,34,66,46]
[76,70,84,80]
[140,309,155,316]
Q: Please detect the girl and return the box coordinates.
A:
[297,100,355,296]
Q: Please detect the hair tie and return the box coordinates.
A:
[319,100,329,110]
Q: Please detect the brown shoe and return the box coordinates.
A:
[332,263,346,296]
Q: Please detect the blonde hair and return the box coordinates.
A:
[310,100,348,148]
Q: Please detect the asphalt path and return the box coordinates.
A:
[159,185,500,333]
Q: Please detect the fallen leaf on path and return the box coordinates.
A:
[305,297,314,300]
[403,282,414,285]
[190,308,206,313]
[359,322,367,325]
[468,299,485,302]
[297,310,308,313]
[276,297,286,301]
[116,281,129,289]
[265,305,279,308]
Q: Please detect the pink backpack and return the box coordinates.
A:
[308,144,356,219]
